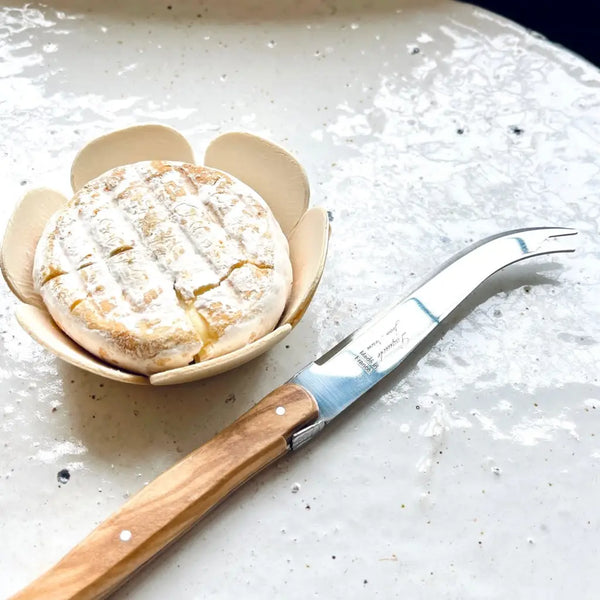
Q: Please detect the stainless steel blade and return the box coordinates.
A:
[288,227,577,449]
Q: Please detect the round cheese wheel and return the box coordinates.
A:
[33,161,293,375]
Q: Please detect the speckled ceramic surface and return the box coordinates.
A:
[1,1,599,598]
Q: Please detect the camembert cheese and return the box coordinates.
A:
[33,161,292,375]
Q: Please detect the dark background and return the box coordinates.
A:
[467,0,599,67]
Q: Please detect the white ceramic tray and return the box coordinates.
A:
[1,1,598,598]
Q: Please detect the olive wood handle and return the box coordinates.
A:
[11,383,318,600]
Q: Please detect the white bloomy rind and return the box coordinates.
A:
[33,160,292,375]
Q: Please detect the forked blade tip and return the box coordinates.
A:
[543,227,578,254]
[548,227,578,238]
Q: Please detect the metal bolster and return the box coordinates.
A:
[289,419,326,451]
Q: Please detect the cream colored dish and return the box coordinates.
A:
[1,125,329,385]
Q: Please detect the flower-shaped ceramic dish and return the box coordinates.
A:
[0,125,329,386]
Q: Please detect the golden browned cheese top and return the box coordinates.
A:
[33,161,293,374]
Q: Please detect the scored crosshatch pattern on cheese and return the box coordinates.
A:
[0,125,329,385]
[33,160,293,375]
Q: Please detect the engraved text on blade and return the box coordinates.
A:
[352,320,408,375]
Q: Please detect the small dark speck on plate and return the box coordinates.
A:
[225,393,236,404]
[57,469,70,484]
[327,210,334,222]
[456,128,464,135]
[410,46,420,55]
[510,125,524,136]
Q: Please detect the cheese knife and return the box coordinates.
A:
[10,226,577,600]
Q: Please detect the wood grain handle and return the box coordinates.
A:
[11,383,319,600]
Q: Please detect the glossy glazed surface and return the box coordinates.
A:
[1,1,599,598]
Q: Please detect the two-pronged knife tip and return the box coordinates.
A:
[547,227,578,237]
[545,227,578,253]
